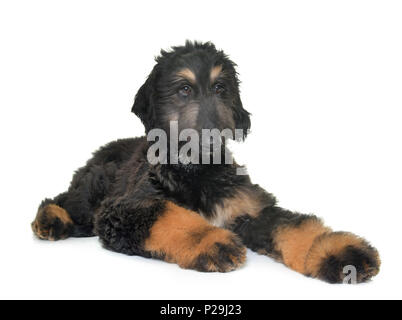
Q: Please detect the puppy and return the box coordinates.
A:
[32,41,380,283]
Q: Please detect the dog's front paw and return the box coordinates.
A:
[189,232,247,272]
[156,227,247,273]
[305,232,380,284]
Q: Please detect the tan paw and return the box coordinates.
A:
[31,204,73,241]
[305,232,380,283]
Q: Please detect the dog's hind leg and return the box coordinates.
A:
[32,139,140,241]
[31,191,95,240]
[31,163,115,240]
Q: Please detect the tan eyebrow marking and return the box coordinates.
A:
[210,65,222,82]
[176,68,196,83]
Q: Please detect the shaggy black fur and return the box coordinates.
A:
[32,41,380,283]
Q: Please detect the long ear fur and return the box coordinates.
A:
[131,70,156,132]
[233,93,251,140]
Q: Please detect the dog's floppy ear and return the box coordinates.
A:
[132,70,157,132]
[233,93,251,140]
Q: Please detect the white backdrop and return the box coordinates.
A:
[0,0,401,299]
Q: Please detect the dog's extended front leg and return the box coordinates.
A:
[228,185,380,283]
[95,198,246,272]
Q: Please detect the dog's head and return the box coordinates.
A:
[132,41,250,140]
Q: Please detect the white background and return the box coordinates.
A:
[0,0,401,300]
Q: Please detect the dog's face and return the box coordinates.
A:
[132,41,250,139]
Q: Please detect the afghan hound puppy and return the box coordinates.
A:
[32,41,380,283]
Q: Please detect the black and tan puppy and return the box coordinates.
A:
[32,41,380,283]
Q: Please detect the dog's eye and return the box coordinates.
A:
[179,85,192,97]
[214,83,225,94]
